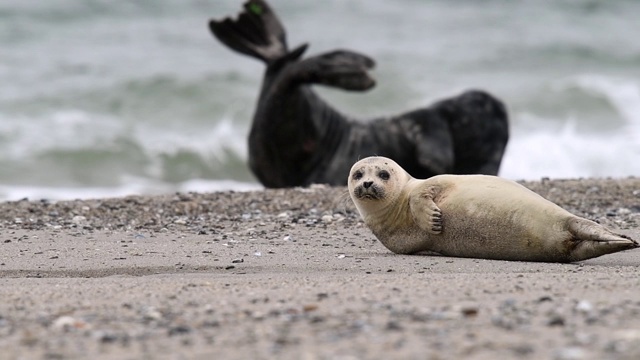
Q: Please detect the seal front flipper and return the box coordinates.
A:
[291,50,376,91]
[408,187,443,235]
[209,0,290,64]
[566,217,639,262]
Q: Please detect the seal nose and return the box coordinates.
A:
[363,181,373,189]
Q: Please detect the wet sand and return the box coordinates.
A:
[0,178,639,360]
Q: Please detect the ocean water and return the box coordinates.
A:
[1,0,639,201]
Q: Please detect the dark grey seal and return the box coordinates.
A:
[210,0,509,188]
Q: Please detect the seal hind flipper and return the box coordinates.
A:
[566,217,639,261]
[209,0,289,63]
[292,50,376,91]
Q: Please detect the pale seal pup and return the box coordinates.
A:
[348,156,638,262]
[209,0,509,188]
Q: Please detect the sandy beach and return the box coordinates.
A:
[0,177,639,360]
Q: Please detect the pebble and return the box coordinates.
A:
[554,347,585,360]
[0,178,637,360]
[574,300,593,314]
[71,215,86,225]
[52,316,90,332]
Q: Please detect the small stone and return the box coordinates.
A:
[547,315,565,327]
[168,325,191,336]
[303,304,318,312]
[511,344,535,356]
[574,300,593,314]
[142,307,162,321]
[94,331,119,343]
[71,216,86,225]
[52,316,89,332]
[385,321,403,331]
[321,215,333,224]
[461,306,479,318]
[617,208,631,215]
[554,347,585,360]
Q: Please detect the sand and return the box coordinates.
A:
[0,177,639,360]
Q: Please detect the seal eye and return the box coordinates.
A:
[378,170,390,180]
[353,170,363,180]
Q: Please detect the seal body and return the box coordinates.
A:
[210,0,509,188]
[348,156,638,262]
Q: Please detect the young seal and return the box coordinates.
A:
[209,0,509,188]
[348,156,638,263]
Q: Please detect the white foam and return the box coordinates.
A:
[501,113,639,180]
[0,178,261,202]
[557,75,640,139]
[0,110,248,160]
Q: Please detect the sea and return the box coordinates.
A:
[1,0,639,201]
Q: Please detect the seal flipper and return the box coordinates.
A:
[409,188,443,235]
[290,50,376,91]
[209,0,289,64]
[566,217,639,262]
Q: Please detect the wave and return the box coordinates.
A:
[0,109,253,190]
[0,178,262,202]
[501,76,640,180]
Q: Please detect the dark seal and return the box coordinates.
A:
[210,0,509,188]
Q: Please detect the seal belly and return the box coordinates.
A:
[429,176,574,261]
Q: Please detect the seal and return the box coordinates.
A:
[209,0,509,188]
[348,156,638,262]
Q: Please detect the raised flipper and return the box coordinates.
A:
[567,217,639,262]
[209,0,290,64]
[289,50,376,91]
[409,188,443,234]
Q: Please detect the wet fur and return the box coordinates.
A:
[210,0,509,188]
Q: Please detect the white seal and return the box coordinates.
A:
[348,156,638,262]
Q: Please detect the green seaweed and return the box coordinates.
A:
[248,3,263,15]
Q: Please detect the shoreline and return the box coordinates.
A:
[0,177,639,359]
[1,176,638,233]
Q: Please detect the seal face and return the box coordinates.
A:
[350,160,391,201]
[348,156,639,263]
[210,0,509,188]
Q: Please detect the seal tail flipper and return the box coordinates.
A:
[209,0,288,64]
[293,50,376,91]
[567,218,639,262]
